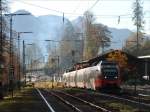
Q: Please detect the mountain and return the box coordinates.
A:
[72,16,133,49]
[38,15,70,40]
[11,10,132,52]
[109,28,132,49]
[9,10,72,55]
[12,10,40,42]
[12,10,69,43]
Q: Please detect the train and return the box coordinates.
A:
[63,60,121,91]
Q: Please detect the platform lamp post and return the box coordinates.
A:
[17,32,32,89]
[45,40,59,88]
[73,33,84,62]
[4,12,31,98]
[22,39,33,86]
[45,40,53,88]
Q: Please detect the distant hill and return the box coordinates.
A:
[11,10,69,43]
[109,28,132,49]
[9,10,71,54]
[12,10,40,42]
[72,16,133,49]
[10,10,132,52]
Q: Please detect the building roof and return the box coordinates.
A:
[88,50,139,64]
[138,55,150,59]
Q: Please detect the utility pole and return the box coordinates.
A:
[136,0,139,55]
[0,0,2,54]
[17,33,20,89]
[17,32,32,89]
[0,0,4,100]
[135,0,139,94]
[22,40,33,86]
[4,13,30,98]
[101,40,104,54]
[23,40,25,86]
[57,56,59,80]
[9,15,14,98]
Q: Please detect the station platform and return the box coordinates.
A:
[0,87,49,112]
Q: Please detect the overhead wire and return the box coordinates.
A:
[17,38,121,44]
[8,0,149,21]
[13,0,79,15]
[87,0,100,11]
[14,0,63,14]
[72,0,81,14]
[13,0,134,18]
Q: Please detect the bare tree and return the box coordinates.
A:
[25,42,43,70]
[123,32,150,56]
[0,0,9,99]
[83,11,111,60]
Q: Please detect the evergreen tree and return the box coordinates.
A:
[132,0,144,55]
[132,0,144,31]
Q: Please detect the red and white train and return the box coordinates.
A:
[63,61,121,90]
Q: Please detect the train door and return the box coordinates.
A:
[90,67,97,90]
[74,70,78,87]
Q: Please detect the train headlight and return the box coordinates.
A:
[114,76,118,79]
[104,76,107,79]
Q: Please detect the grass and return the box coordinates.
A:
[108,102,150,112]
[0,87,48,112]
[108,102,136,112]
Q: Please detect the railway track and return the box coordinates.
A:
[46,89,112,112]
[37,88,78,112]
[37,88,149,112]
[95,92,150,108]
[119,93,150,104]
[62,88,150,110]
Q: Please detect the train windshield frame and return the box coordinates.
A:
[101,62,119,79]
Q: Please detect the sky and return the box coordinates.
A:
[9,0,150,34]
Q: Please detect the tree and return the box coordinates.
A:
[0,0,9,68]
[0,0,8,54]
[132,0,144,55]
[141,38,150,55]
[0,0,9,99]
[0,0,9,44]
[83,11,95,60]
[122,32,150,56]
[58,11,111,71]
[93,24,111,54]
[59,21,77,70]
[83,11,111,60]
[132,0,144,32]
[25,42,43,71]
[123,33,144,56]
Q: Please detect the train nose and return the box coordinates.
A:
[103,79,119,87]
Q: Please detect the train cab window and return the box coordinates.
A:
[102,68,118,79]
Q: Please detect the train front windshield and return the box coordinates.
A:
[101,62,119,79]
